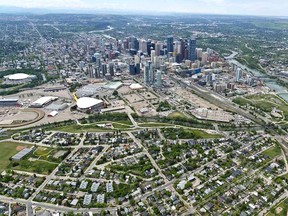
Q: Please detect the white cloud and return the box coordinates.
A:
[0,0,286,16]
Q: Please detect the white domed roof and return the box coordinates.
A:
[77,97,103,109]
[6,73,30,80]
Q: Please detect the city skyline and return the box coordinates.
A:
[0,0,287,17]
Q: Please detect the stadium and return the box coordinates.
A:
[76,97,104,112]
[3,73,37,84]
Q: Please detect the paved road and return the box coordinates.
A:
[84,145,109,175]
[29,133,87,201]
[0,195,118,215]
[127,132,197,213]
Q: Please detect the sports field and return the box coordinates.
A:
[0,141,30,171]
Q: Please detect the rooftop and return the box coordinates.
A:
[77,97,103,109]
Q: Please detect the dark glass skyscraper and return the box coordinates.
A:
[188,37,197,61]
[166,35,174,53]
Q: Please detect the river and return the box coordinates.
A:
[228,59,288,102]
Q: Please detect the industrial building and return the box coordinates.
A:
[0,98,20,107]
[104,81,123,90]
[76,97,104,112]
[76,84,104,98]
[11,147,35,160]
[48,111,58,117]
[45,102,69,111]
[30,96,58,108]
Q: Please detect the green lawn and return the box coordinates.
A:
[267,198,288,216]
[192,130,223,139]
[112,123,132,129]
[33,147,60,162]
[280,173,288,181]
[162,127,222,139]
[168,111,187,119]
[52,124,114,133]
[263,144,282,159]
[0,141,31,172]
[233,97,252,106]
[234,94,288,120]
[138,122,173,127]
[89,120,133,126]
[117,120,133,126]
[10,160,57,175]
[34,147,52,156]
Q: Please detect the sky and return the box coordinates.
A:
[0,0,287,17]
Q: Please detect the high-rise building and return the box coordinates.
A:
[236,68,243,82]
[201,52,208,65]
[206,73,213,84]
[129,63,136,75]
[180,39,186,62]
[139,39,147,53]
[95,67,100,78]
[196,48,203,60]
[109,62,114,77]
[155,42,162,56]
[149,64,155,85]
[134,55,140,64]
[151,50,156,64]
[156,70,162,88]
[188,38,197,61]
[147,40,152,56]
[144,65,150,84]
[135,63,141,74]
[174,41,181,55]
[166,36,174,53]
[154,56,160,69]
[101,63,107,77]
[88,64,92,78]
[213,83,227,93]
[129,36,139,50]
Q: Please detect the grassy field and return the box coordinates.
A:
[52,124,114,133]
[111,122,132,129]
[263,144,282,159]
[233,94,288,120]
[232,97,252,107]
[0,141,31,171]
[34,147,52,156]
[168,111,187,118]
[162,128,223,140]
[138,122,173,127]
[33,147,59,162]
[116,120,133,125]
[10,160,58,175]
[236,56,265,73]
[192,130,223,139]
[267,198,288,216]
[280,173,288,181]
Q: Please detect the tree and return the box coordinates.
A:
[112,90,119,96]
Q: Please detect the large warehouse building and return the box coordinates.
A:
[30,96,58,108]
[76,97,104,112]
[0,98,20,107]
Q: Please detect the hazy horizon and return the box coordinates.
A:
[0,0,287,17]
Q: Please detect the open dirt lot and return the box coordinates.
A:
[140,91,158,100]
[174,88,219,109]
[124,93,144,104]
